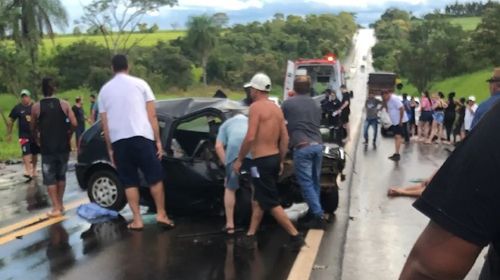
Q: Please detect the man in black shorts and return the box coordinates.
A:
[399,98,500,279]
[98,54,174,231]
[31,78,77,217]
[7,89,40,180]
[233,73,304,251]
[382,90,408,161]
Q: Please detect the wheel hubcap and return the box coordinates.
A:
[91,177,118,207]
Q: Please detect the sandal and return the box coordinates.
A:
[127,223,144,231]
[222,226,235,235]
[23,174,33,182]
[157,221,175,230]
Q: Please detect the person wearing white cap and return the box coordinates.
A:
[233,72,305,251]
[6,89,40,180]
[464,95,477,135]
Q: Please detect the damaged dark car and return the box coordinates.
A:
[75,98,345,222]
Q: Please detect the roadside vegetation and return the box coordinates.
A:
[448,17,481,31]
[0,0,357,160]
[40,31,185,52]
[372,1,500,94]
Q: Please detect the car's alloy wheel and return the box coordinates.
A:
[92,177,118,207]
[87,169,127,211]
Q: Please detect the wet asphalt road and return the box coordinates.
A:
[340,31,486,279]
[0,173,302,280]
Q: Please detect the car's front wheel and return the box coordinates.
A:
[87,169,127,211]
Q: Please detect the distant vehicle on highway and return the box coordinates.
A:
[76,98,345,221]
[283,54,346,101]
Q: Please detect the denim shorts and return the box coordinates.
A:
[225,159,251,190]
[433,111,445,124]
[42,153,69,185]
[112,136,163,188]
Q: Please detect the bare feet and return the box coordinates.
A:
[47,209,64,218]
[387,188,401,197]
[127,220,144,231]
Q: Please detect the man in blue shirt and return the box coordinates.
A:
[471,68,500,129]
[215,114,250,234]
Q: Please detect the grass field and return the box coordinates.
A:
[0,85,246,160]
[430,68,491,101]
[36,30,185,53]
[447,17,481,31]
[401,68,491,102]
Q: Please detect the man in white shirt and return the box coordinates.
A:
[382,90,409,162]
[464,95,477,135]
[98,54,174,231]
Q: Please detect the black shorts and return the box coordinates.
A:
[112,136,163,188]
[19,138,40,156]
[413,101,500,247]
[341,111,350,124]
[42,153,69,185]
[419,111,433,123]
[389,125,403,135]
[250,154,281,211]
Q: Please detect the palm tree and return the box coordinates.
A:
[1,0,67,98]
[186,15,218,86]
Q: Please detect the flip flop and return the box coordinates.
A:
[157,221,175,230]
[127,223,144,231]
[23,174,33,182]
[221,226,235,235]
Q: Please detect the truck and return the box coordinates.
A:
[283,54,346,101]
[367,72,400,137]
[367,72,396,96]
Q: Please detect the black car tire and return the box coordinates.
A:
[321,187,339,214]
[87,169,127,211]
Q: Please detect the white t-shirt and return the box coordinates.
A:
[464,103,478,131]
[386,94,408,125]
[98,73,155,143]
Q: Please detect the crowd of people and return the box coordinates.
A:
[366,67,500,279]
[359,87,484,162]
[5,54,338,252]
[319,86,352,144]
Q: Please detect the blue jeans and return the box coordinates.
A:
[293,144,324,217]
[363,118,378,142]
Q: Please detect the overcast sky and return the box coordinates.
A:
[63,0,481,30]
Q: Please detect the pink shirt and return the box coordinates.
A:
[421,97,432,111]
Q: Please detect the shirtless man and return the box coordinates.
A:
[233,73,305,251]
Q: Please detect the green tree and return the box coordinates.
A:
[73,26,82,36]
[212,13,229,28]
[185,15,218,86]
[79,0,178,55]
[1,0,68,99]
[471,2,500,66]
[400,19,467,91]
[137,41,193,90]
[51,41,110,90]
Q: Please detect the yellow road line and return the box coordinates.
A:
[0,197,89,237]
[0,216,68,245]
[287,229,325,280]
